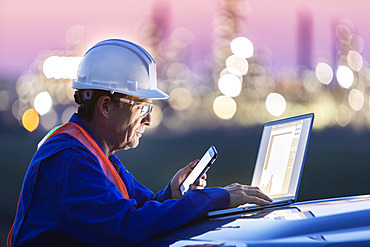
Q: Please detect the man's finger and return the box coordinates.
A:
[245,186,273,202]
[187,160,199,170]
[194,174,207,186]
[246,196,271,206]
[196,178,207,187]
[190,184,206,191]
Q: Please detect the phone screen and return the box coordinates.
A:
[180,146,217,195]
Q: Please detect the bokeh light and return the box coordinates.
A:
[308,95,337,129]
[336,104,352,127]
[230,37,254,58]
[226,55,249,75]
[43,56,82,79]
[347,50,363,72]
[0,90,10,111]
[220,67,242,81]
[213,95,237,120]
[218,74,242,97]
[40,109,58,130]
[336,66,354,89]
[33,91,52,116]
[149,104,163,129]
[66,25,86,46]
[169,88,193,111]
[315,62,333,85]
[265,93,286,117]
[22,108,39,132]
[348,89,364,111]
[43,56,58,79]
[309,104,327,129]
[62,106,77,124]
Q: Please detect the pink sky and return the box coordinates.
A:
[0,0,369,78]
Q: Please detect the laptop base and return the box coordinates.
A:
[208,199,294,217]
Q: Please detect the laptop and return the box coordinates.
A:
[208,113,314,217]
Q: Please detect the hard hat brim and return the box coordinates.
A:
[127,88,169,100]
[72,79,168,100]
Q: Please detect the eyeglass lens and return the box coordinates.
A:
[140,104,152,117]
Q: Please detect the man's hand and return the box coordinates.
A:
[224,183,273,208]
[170,160,207,199]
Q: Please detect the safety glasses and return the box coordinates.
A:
[118,98,153,117]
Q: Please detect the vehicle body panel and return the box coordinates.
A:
[142,195,370,246]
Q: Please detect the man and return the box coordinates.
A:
[8,39,272,246]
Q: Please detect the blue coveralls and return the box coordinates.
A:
[10,113,230,246]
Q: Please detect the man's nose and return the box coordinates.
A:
[142,112,152,126]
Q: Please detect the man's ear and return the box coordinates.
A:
[96,95,111,119]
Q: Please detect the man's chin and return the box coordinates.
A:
[123,139,140,150]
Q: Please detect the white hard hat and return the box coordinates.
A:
[72,39,168,99]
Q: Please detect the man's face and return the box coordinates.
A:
[107,96,152,152]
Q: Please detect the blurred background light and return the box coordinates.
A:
[149,104,163,129]
[65,25,86,46]
[213,95,237,120]
[40,109,58,130]
[348,88,365,111]
[43,56,82,79]
[265,93,286,117]
[230,37,254,58]
[66,81,76,102]
[347,50,363,72]
[218,73,242,97]
[42,56,59,79]
[315,62,333,85]
[169,87,193,111]
[336,66,354,89]
[0,90,10,111]
[226,55,249,75]
[309,94,337,129]
[22,108,39,132]
[309,104,326,129]
[336,104,352,127]
[0,2,370,133]
[62,106,77,124]
[220,67,242,81]
[33,91,52,116]
[12,100,21,120]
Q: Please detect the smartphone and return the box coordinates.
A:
[180,145,218,196]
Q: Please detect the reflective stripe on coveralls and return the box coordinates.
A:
[7,122,130,247]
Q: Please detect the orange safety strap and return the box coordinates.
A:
[7,122,129,247]
[7,194,20,247]
[48,122,130,199]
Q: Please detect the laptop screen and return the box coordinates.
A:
[251,113,314,200]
